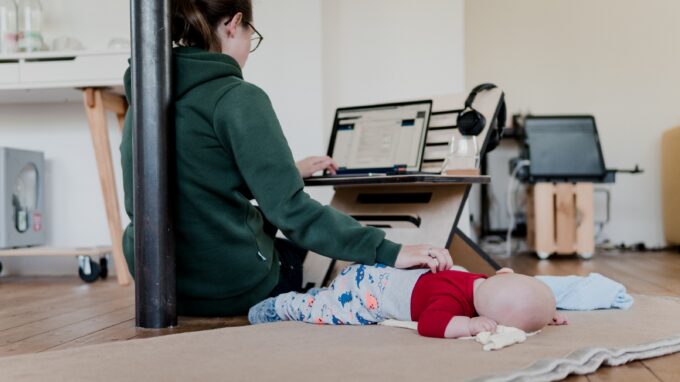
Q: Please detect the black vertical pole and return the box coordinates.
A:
[130,0,177,328]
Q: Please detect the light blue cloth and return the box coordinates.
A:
[535,273,634,310]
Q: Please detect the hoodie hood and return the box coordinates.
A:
[123,46,243,102]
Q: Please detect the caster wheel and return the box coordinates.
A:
[78,257,101,283]
[99,257,109,280]
[578,252,594,260]
[537,252,551,260]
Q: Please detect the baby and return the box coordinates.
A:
[249,264,567,338]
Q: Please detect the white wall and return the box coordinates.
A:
[321,0,466,140]
[246,0,324,163]
[465,0,680,246]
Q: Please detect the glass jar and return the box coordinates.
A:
[17,0,43,52]
[441,134,479,175]
[0,0,17,54]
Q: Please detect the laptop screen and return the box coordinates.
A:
[524,116,607,180]
[327,101,432,174]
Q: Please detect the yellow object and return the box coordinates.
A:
[662,126,680,245]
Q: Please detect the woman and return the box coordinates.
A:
[120,0,453,316]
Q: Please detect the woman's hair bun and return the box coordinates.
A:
[172,0,253,52]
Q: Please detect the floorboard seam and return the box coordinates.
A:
[38,317,137,353]
[0,303,134,347]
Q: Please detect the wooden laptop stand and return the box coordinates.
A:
[301,87,506,287]
[302,175,500,287]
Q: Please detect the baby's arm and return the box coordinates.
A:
[444,316,472,338]
[417,296,497,338]
[444,316,498,338]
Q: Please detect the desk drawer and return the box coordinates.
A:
[0,61,20,85]
[423,145,448,161]
[426,128,456,144]
[20,52,128,85]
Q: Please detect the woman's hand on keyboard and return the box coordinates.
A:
[296,156,339,178]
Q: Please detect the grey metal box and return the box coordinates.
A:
[0,147,46,248]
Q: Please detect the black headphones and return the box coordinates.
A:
[457,83,506,153]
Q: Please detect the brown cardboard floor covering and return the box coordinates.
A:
[1,295,679,382]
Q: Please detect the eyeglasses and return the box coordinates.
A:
[223,18,263,53]
[247,22,263,53]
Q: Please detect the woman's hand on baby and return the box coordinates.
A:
[549,312,568,325]
[296,156,339,178]
[394,244,453,273]
[468,316,498,336]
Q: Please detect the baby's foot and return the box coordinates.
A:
[248,297,282,324]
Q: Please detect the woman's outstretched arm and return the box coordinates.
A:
[213,82,452,272]
[213,82,399,266]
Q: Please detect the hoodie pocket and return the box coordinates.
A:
[245,204,275,265]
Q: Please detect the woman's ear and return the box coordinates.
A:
[224,12,244,38]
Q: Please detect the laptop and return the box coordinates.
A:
[312,100,433,178]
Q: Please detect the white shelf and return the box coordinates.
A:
[0,49,128,103]
[0,246,112,257]
[0,48,128,61]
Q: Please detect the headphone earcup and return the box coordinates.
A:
[457,109,486,136]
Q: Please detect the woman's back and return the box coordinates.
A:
[121,47,281,314]
[120,47,401,316]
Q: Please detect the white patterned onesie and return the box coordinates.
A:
[271,263,428,325]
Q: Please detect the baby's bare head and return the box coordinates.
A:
[473,273,555,332]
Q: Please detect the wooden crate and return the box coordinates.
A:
[526,183,595,259]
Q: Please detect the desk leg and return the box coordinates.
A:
[530,183,558,257]
[575,183,595,258]
[83,88,131,286]
[449,227,499,275]
[101,90,128,133]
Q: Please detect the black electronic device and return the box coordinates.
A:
[523,115,608,182]
[457,83,506,153]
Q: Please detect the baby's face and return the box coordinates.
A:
[473,274,555,332]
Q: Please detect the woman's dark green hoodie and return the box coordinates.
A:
[120,47,401,316]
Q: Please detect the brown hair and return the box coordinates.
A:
[173,0,253,52]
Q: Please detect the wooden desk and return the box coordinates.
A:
[0,50,131,285]
[302,174,500,287]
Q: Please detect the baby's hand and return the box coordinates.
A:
[549,312,568,325]
[468,316,498,335]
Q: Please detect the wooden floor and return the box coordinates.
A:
[1,250,679,381]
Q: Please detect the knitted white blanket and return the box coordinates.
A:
[379,319,537,351]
